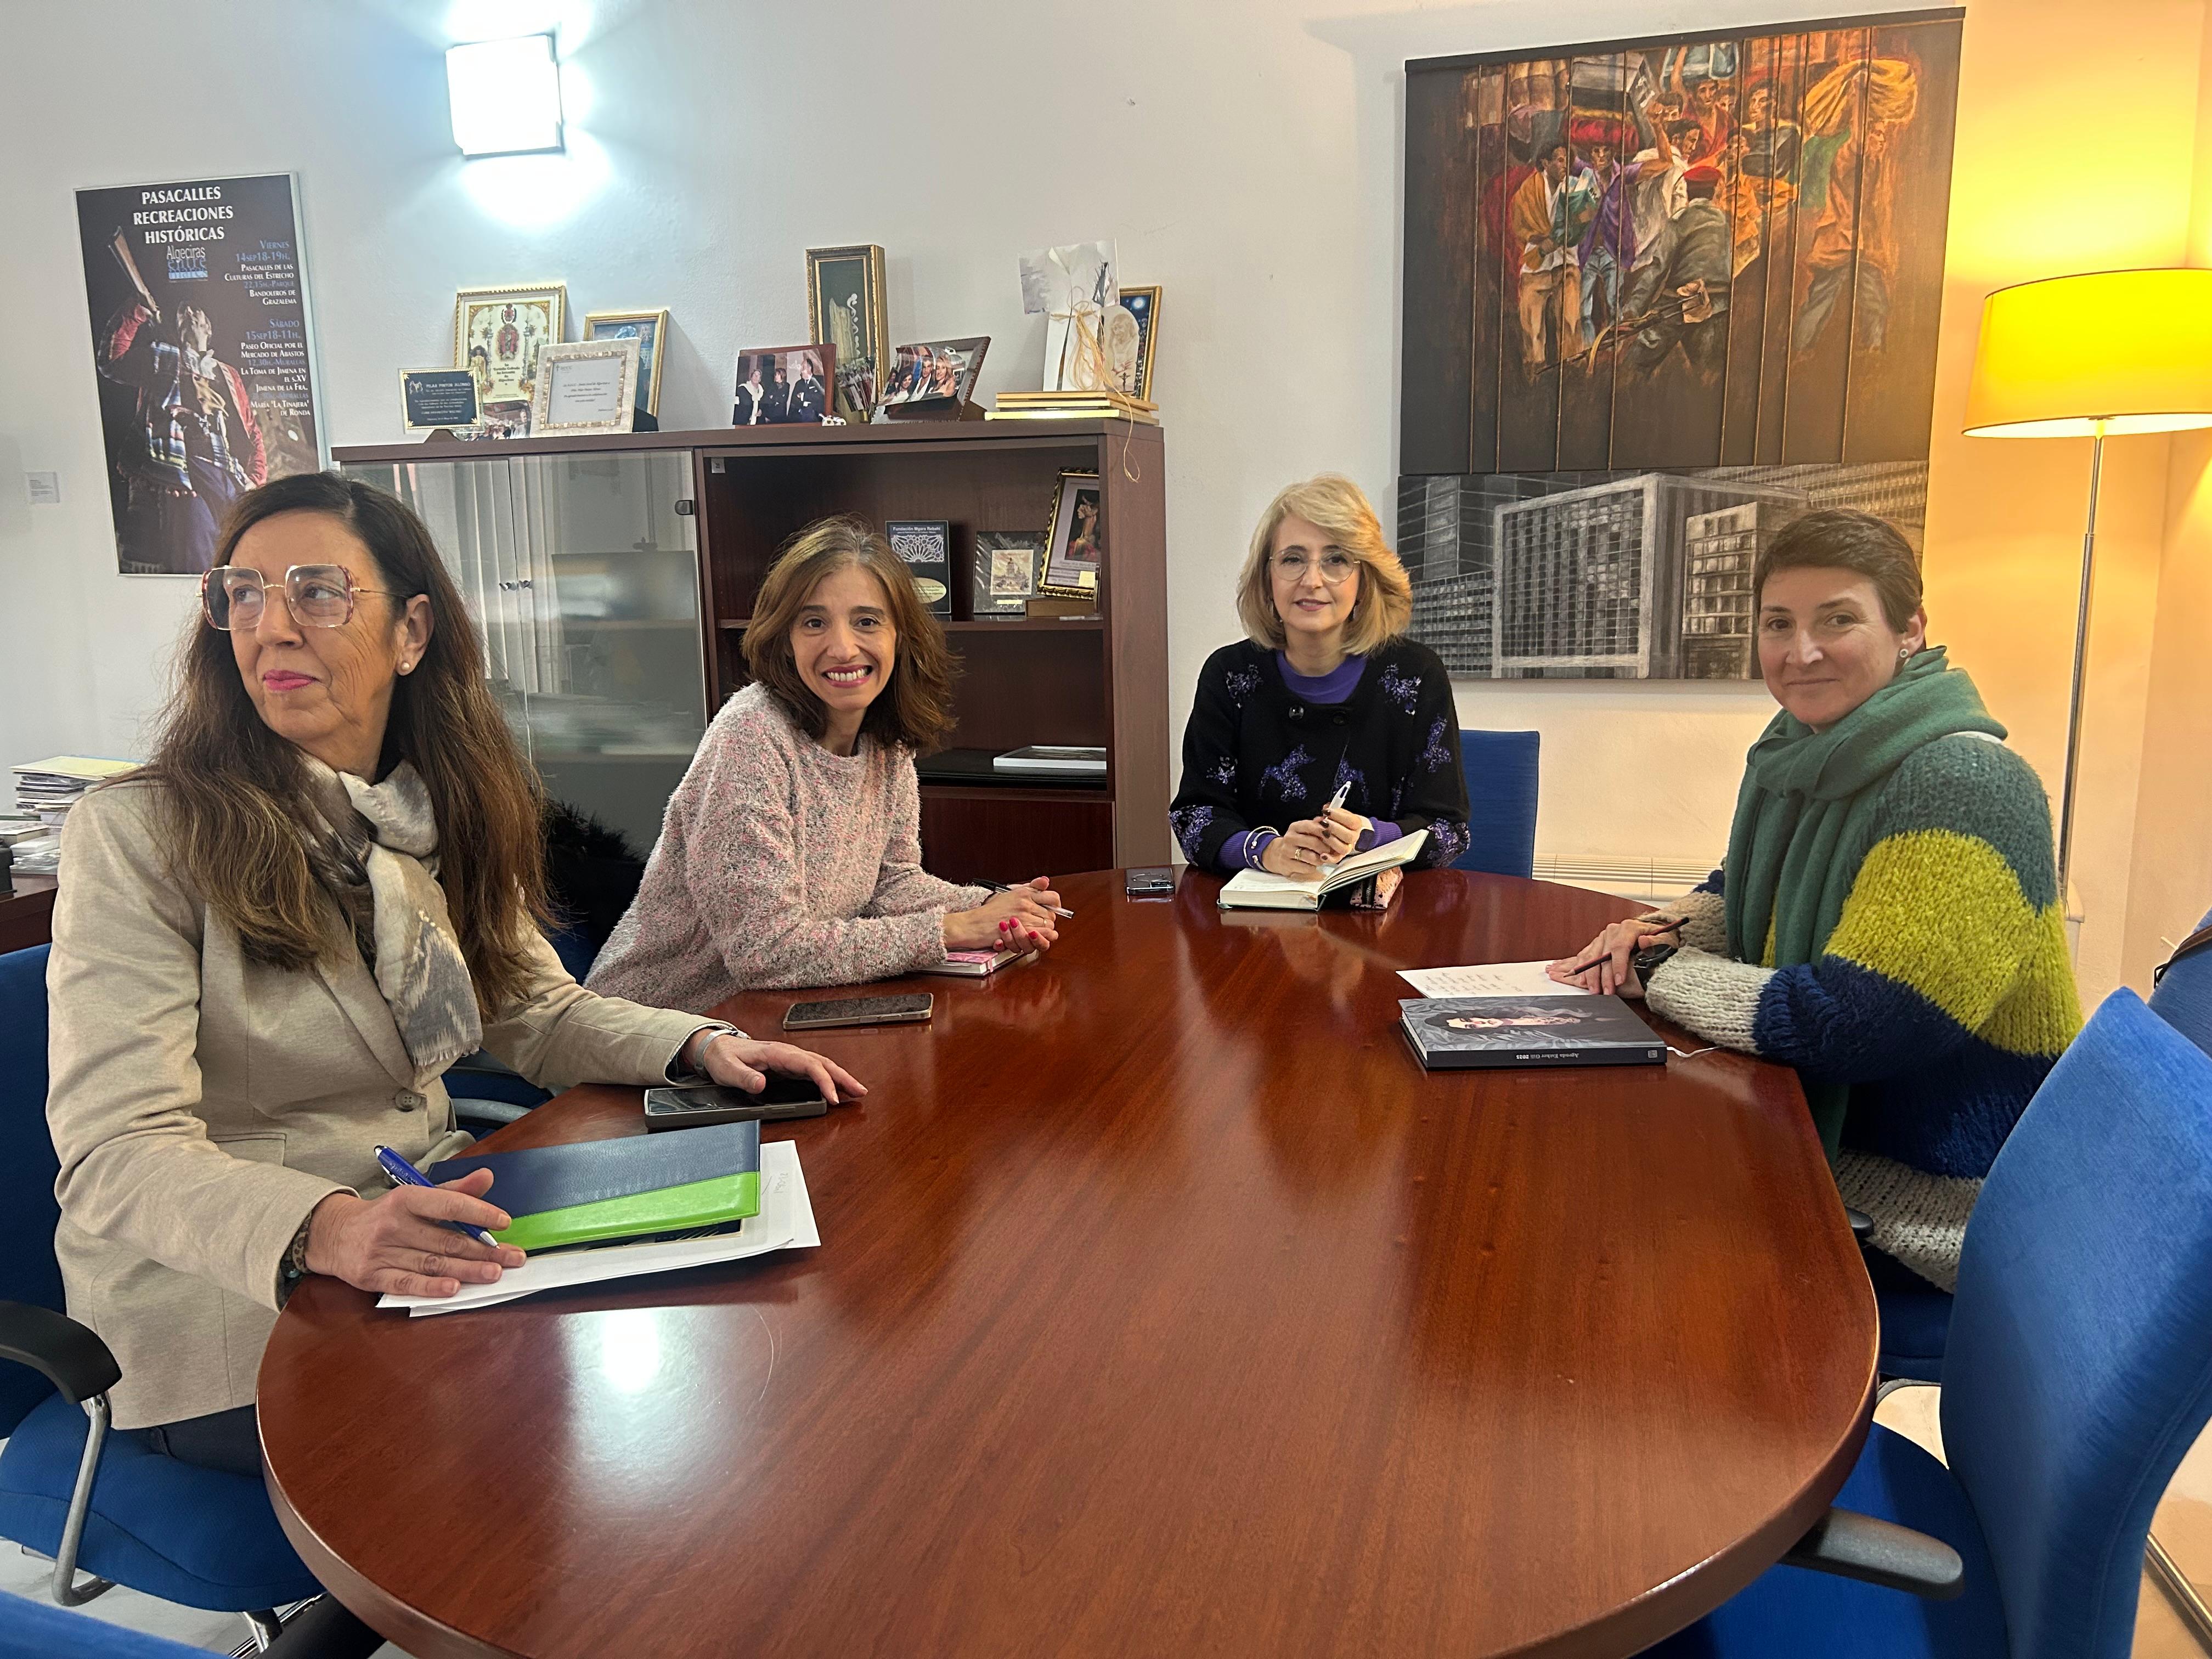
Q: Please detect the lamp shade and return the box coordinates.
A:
[1963,269,2212,437]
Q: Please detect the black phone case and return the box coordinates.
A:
[642,1081,830,1131]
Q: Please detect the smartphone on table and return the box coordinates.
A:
[643,1075,831,1131]
[781,992,934,1031]
[1125,866,1176,898]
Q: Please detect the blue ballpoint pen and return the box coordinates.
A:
[373,1144,501,1246]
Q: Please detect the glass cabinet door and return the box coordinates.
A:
[341,450,705,857]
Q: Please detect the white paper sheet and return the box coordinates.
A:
[379,1139,819,1317]
[1397,961,1595,999]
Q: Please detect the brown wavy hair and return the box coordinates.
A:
[743,516,958,752]
[140,473,550,1014]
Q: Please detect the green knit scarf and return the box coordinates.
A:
[1722,646,2005,1154]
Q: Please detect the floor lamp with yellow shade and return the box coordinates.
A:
[1963,268,2212,915]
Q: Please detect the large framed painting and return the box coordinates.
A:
[1398,10,1962,679]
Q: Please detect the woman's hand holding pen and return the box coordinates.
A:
[1265,810,1363,875]
[946,878,1062,954]
[304,1171,524,1300]
[1546,912,1686,998]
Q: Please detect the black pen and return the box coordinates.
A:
[1563,917,1684,977]
[979,879,1075,919]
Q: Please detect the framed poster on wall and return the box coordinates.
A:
[75,172,324,576]
[1397,11,1963,680]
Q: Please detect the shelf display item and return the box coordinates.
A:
[1115,285,1160,401]
[1019,239,1120,393]
[887,520,952,616]
[1040,470,1103,597]
[875,337,989,417]
[455,281,566,408]
[806,246,887,422]
[733,343,836,425]
[400,369,479,435]
[584,308,669,418]
[530,338,640,437]
[972,531,1039,617]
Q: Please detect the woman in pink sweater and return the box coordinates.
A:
[588,518,1063,1011]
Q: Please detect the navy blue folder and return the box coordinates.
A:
[427,1120,763,1249]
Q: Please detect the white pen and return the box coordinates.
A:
[1323,781,1352,818]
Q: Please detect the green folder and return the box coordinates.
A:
[426,1121,762,1251]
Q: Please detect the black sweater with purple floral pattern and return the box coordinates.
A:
[1169,639,1470,873]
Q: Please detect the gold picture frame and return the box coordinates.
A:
[1039,470,1104,599]
[583,308,669,416]
[806,245,888,422]
[1116,285,1160,402]
[454,281,567,408]
[528,338,640,437]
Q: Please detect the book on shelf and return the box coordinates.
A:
[986,388,1158,424]
[1398,994,1667,1070]
[993,745,1108,774]
[1216,830,1428,912]
[12,755,140,821]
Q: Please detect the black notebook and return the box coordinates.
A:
[1398,995,1667,1070]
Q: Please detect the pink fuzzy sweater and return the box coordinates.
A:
[586,684,988,1011]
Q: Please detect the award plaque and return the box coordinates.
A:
[886,520,953,617]
[399,369,480,435]
[529,338,641,437]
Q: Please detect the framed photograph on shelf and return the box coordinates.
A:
[876,336,990,415]
[528,337,640,437]
[1113,285,1160,402]
[733,343,836,425]
[972,531,1039,617]
[584,308,669,417]
[886,520,952,616]
[473,401,531,440]
[398,369,479,435]
[1040,470,1103,597]
[455,281,566,408]
[806,245,887,422]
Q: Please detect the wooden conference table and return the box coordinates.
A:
[261,868,1876,1659]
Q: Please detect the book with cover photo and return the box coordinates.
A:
[1398,995,1666,1070]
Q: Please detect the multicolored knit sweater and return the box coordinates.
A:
[1643,732,2081,1290]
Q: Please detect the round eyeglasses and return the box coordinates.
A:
[200,564,407,631]
[1273,550,1358,584]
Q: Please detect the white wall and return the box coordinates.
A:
[0,0,1914,871]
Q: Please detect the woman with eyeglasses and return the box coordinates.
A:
[42,475,858,1604]
[1169,475,1470,878]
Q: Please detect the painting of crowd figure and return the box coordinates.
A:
[1400,19,1961,477]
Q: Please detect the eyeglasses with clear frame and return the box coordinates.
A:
[199,565,408,631]
[1272,550,1359,584]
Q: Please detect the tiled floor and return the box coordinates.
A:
[9,1407,2212,1655]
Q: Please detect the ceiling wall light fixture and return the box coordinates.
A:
[445,33,564,157]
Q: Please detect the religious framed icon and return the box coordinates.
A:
[972,531,1039,617]
[806,246,887,422]
[1040,470,1103,597]
[528,338,640,437]
[1113,285,1160,401]
[584,308,669,417]
[455,281,566,408]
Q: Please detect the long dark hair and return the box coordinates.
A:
[742,516,958,752]
[141,472,551,1014]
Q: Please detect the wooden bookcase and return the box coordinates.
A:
[333,420,1170,883]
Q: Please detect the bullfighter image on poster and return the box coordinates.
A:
[75,173,323,577]
[1398,14,1962,680]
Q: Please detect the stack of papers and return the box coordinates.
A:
[379,1139,820,1317]
[12,755,138,827]
[1397,961,1594,998]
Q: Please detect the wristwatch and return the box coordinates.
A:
[1632,943,1679,982]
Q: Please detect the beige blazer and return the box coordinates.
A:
[46,780,711,1429]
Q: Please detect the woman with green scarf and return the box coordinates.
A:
[1550,509,2079,1292]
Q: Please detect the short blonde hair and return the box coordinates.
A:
[1234,475,1412,654]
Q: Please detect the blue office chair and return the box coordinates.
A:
[1453,730,1539,879]
[0,945,320,1644]
[2150,904,2212,1058]
[1644,987,2212,1658]
[1865,1246,1950,1386]
[0,1587,215,1659]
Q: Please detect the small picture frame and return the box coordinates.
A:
[454,281,566,407]
[1040,471,1104,597]
[734,343,837,425]
[584,309,669,417]
[972,532,1039,618]
[806,246,887,422]
[876,336,990,416]
[398,368,479,436]
[1114,285,1160,402]
[528,338,641,437]
[885,520,952,617]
